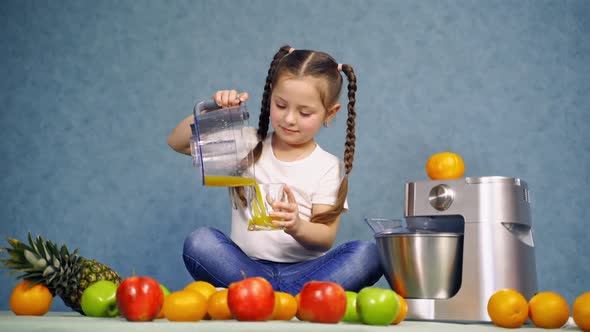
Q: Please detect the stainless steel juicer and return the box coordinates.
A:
[376,176,538,322]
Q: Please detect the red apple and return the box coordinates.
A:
[298,281,347,324]
[227,277,275,321]
[116,276,164,321]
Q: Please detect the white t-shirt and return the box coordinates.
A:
[230,133,348,263]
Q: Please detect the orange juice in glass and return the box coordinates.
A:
[204,175,281,231]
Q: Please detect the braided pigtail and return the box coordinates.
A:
[340,64,357,176]
[230,45,293,208]
[310,64,357,224]
[258,45,292,141]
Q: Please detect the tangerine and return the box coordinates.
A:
[487,289,529,328]
[207,289,232,320]
[9,281,53,316]
[425,152,465,180]
[529,291,570,328]
[184,281,217,301]
[572,292,590,331]
[271,291,298,321]
[391,294,408,325]
[163,290,208,322]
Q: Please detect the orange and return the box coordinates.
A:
[425,152,465,180]
[184,281,217,301]
[573,292,590,331]
[207,289,233,320]
[163,290,208,322]
[294,293,306,321]
[529,291,570,328]
[271,292,298,321]
[487,289,529,328]
[391,294,408,325]
[9,281,53,316]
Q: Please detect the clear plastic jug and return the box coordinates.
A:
[190,101,280,231]
[190,100,280,231]
[190,100,257,186]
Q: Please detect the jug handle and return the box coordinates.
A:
[194,100,222,117]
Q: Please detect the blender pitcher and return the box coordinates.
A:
[189,100,278,231]
[190,100,257,186]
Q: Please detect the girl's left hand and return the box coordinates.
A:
[269,185,302,234]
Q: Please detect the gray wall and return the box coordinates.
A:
[1,0,588,311]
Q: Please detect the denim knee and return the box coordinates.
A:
[350,240,383,281]
[353,240,379,260]
[183,227,224,259]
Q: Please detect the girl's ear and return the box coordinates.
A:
[325,103,341,123]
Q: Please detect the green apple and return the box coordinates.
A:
[160,284,171,296]
[156,283,171,318]
[342,291,360,322]
[356,287,400,326]
[81,280,119,317]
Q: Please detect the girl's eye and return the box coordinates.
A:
[276,103,286,109]
[300,112,311,117]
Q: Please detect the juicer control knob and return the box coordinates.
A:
[429,184,454,211]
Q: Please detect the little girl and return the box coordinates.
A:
[168,45,383,294]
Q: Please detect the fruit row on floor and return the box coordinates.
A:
[9,276,408,326]
[9,275,590,331]
[487,288,589,331]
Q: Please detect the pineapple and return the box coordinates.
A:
[0,233,121,314]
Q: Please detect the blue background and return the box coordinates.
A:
[1,0,588,311]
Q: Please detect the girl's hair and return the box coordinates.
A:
[251,44,357,224]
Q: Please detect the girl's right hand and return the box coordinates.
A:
[212,90,249,108]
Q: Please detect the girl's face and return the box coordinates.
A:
[270,76,339,148]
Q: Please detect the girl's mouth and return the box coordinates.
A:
[281,126,298,134]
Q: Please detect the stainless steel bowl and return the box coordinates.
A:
[375,232,464,299]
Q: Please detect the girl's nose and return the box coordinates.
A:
[284,109,297,125]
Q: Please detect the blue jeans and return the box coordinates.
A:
[182,227,383,295]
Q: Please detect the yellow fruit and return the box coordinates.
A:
[294,293,304,321]
[529,291,570,328]
[163,290,208,322]
[9,281,53,316]
[271,292,298,321]
[487,289,529,328]
[184,281,217,301]
[425,152,465,180]
[573,292,590,331]
[207,289,232,320]
[391,294,408,325]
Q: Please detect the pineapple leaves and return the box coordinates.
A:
[42,265,55,277]
[34,258,48,270]
[0,233,121,314]
[53,257,61,269]
[46,273,57,284]
[7,248,26,262]
[7,238,25,250]
[41,239,52,263]
[24,250,40,265]
[28,233,38,253]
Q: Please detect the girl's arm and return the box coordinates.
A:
[167,115,193,155]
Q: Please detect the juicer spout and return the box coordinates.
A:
[364,218,402,235]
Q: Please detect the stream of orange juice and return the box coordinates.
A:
[204,175,279,231]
